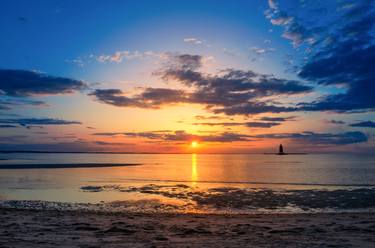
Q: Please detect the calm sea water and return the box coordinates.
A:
[0,153,375,213]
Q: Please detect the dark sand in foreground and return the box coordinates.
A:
[1,209,374,247]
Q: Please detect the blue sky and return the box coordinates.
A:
[0,0,374,153]
[0,0,292,76]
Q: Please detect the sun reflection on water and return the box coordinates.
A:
[191,153,198,186]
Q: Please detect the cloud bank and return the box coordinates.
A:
[268,0,375,113]
[0,69,86,96]
[350,121,375,128]
[94,129,367,146]
[0,118,81,128]
[90,54,312,115]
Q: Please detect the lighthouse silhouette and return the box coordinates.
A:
[278,144,286,155]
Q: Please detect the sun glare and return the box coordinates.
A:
[191,141,199,148]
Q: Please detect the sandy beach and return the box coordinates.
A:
[1,208,374,247]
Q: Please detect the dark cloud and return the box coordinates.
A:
[163,60,312,115]
[0,97,45,110]
[192,122,242,126]
[268,0,375,113]
[298,42,375,112]
[0,118,81,127]
[163,67,311,97]
[0,141,93,152]
[138,88,190,107]
[89,88,189,108]
[258,116,296,122]
[47,135,77,141]
[0,105,10,110]
[327,120,346,125]
[93,132,123,136]
[198,132,251,142]
[0,103,11,110]
[194,115,228,120]
[298,29,375,112]
[0,124,17,128]
[350,121,375,128]
[0,135,28,142]
[123,131,165,139]
[94,130,251,143]
[34,131,48,135]
[245,121,281,128]
[0,113,19,117]
[89,89,143,107]
[171,54,202,71]
[0,69,86,97]
[193,121,281,128]
[213,102,297,115]
[94,141,133,146]
[94,129,367,145]
[91,54,312,115]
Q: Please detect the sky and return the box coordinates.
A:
[0,0,374,153]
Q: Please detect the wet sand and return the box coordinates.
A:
[1,208,374,247]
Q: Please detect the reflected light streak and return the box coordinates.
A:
[191,153,198,186]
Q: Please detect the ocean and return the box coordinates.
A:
[1,153,375,214]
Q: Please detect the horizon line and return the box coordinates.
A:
[0,150,372,155]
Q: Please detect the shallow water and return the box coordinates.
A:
[0,153,374,213]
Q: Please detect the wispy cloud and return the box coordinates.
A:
[246,121,281,128]
[0,135,28,142]
[258,116,296,122]
[250,46,276,55]
[67,51,170,66]
[192,122,242,127]
[183,37,206,46]
[265,1,312,47]
[0,97,46,110]
[350,121,375,128]
[194,115,229,120]
[96,51,167,63]
[0,124,17,128]
[0,118,81,128]
[192,121,281,128]
[249,46,276,61]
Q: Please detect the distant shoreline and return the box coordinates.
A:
[0,150,170,154]
[0,163,141,169]
[263,153,308,155]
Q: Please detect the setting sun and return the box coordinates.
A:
[191,141,199,148]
